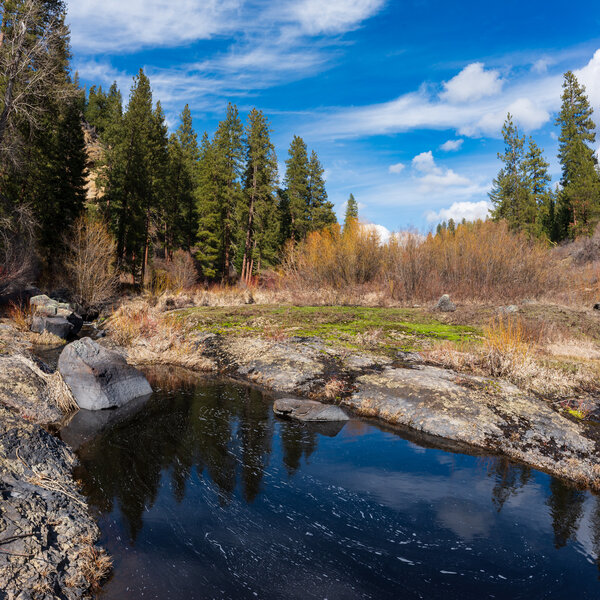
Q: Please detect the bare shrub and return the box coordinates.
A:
[152,250,198,292]
[0,203,37,296]
[64,215,118,309]
[7,301,32,331]
[282,219,554,304]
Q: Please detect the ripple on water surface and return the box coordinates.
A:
[60,370,600,600]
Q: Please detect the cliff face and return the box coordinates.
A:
[82,121,105,204]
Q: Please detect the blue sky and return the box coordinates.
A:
[66,0,600,235]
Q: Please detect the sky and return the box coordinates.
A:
[66,0,600,235]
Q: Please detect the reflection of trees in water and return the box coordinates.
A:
[485,457,532,512]
[76,382,274,542]
[279,420,317,475]
[546,478,586,549]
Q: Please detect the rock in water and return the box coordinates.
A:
[436,294,456,312]
[273,398,349,422]
[58,338,152,410]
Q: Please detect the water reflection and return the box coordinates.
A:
[62,374,600,599]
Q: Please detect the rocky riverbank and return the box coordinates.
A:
[117,330,600,490]
[0,323,109,599]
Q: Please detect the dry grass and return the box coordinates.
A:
[107,300,213,370]
[323,377,347,400]
[423,315,600,399]
[73,536,112,591]
[7,301,32,331]
[28,330,66,346]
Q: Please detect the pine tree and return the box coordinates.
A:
[344,193,358,229]
[239,108,278,283]
[283,136,310,241]
[196,132,222,278]
[105,69,166,285]
[489,114,533,232]
[524,138,554,240]
[214,103,244,280]
[308,150,336,230]
[555,71,600,238]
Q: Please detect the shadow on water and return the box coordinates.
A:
[60,367,600,600]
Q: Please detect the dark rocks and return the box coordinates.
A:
[29,294,83,338]
[273,398,349,422]
[31,315,74,339]
[58,337,152,410]
[436,294,456,312]
[594,302,600,311]
[0,407,104,598]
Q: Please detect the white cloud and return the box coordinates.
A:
[412,151,438,173]
[361,223,391,243]
[388,162,405,174]
[440,62,503,104]
[576,49,600,113]
[426,201,492,224]
[310,53,573,139]
[440,139,463,152]
[67,0,241,52]
[292,0,386,35]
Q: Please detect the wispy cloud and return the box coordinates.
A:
[439,139,463,152]
[68,0,387,113]
[309,49,600,140]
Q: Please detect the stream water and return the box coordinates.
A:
[59,368,600,599]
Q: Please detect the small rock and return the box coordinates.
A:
[58,337,152,410]
[498,305,519,315]
[273,398,349,422]
[436,294,456,312]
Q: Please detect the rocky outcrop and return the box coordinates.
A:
[59,338,152,410]
[0,354,65,424]
[0,407,106,598]
[30,294,83,339]
[160,334,600,490]
[273,398,349,422]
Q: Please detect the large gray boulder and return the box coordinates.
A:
[58,337,152,410]
[273,398,349,422]
[29,294,83,338]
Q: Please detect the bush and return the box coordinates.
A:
[64,215,118,309]
[151,250,198,292]
[283,219,554,303]
[0,203,37,296]
[283,222,384,289]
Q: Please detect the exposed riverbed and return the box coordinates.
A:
[60,369,600,599]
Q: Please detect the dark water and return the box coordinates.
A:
[61,370,600,599]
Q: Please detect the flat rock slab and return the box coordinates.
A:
[273,398,349,422]
[58,337,152,410]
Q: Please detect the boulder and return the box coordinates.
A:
[436,294,456,312]
[31,315,74,340]
[58,337,152,411]
[273,398,349,422]
[29,294,83,338]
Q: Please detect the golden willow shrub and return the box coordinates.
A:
[284,219,557,303]
[283,221,384,288]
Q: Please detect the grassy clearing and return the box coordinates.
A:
[176,304,478,353]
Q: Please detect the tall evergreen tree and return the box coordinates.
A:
[344,193,358,229]
[105,69,167,285]
[283,135,310,241]
[524,138,554,240]
[489,114,533,232]
[196,132,221,278]
[308,150,336,230]
[555,71,600,238]
[239,108,278,283]
[213,103,244,280]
